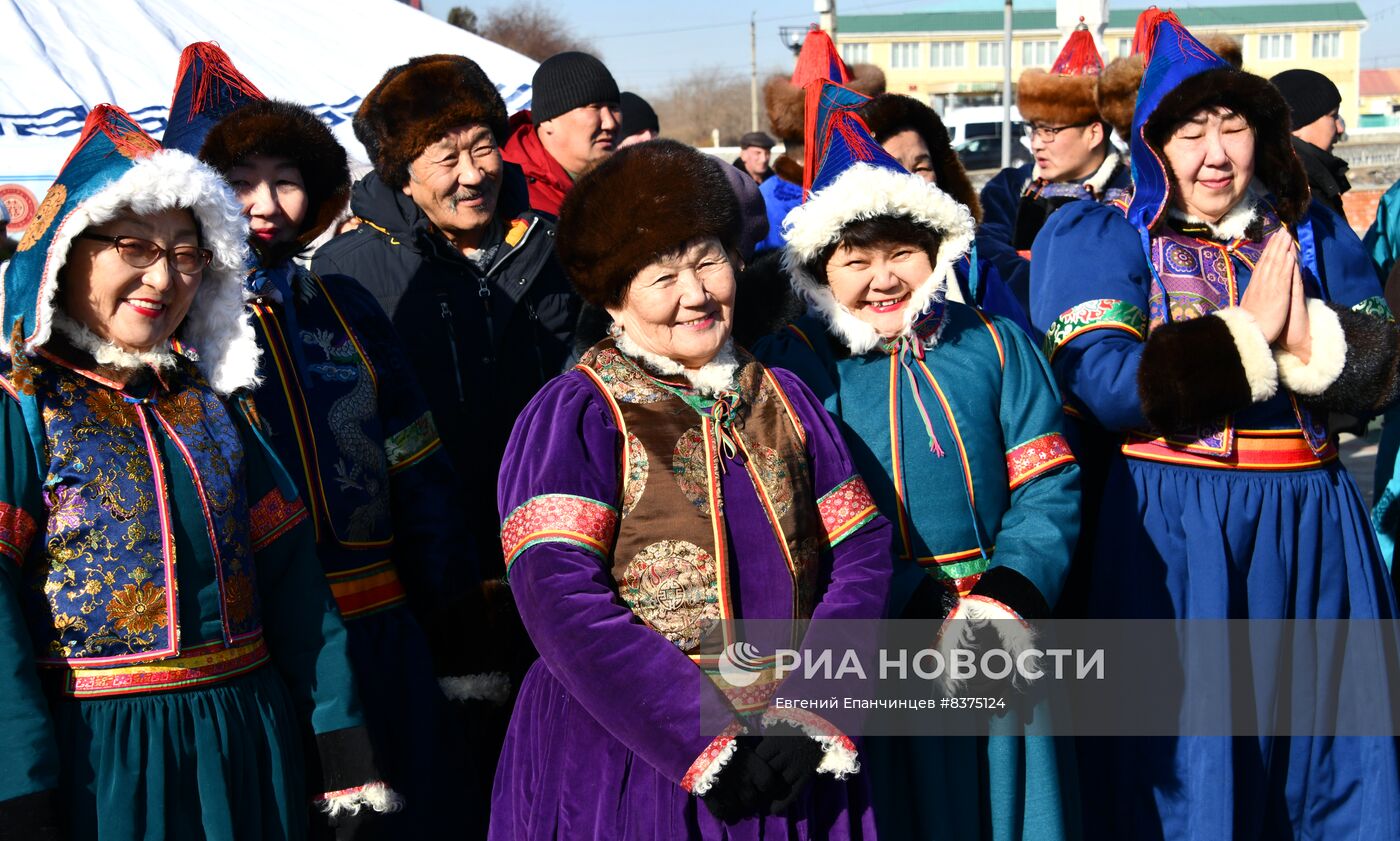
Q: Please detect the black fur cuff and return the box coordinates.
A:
[0,789,62,841]
[311,726,381,796]
[1137,310,1267,433]
[970,566,1051,623]
[1307,304,1400,415]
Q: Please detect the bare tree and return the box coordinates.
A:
[480,2,595,62]
[651,65,774,148]
[446,6,479,33]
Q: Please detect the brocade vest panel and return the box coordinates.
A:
[576,340,822,658]
[10,353,260,665]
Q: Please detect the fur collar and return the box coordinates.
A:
[51,312,180,371]
[615,332,740,396]
[1031,149,1122,195]
[1167,187,1261,242]
[781,163,974,355]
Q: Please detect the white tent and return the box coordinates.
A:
[0,0,537,235]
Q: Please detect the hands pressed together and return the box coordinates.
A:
[1239,229,1312,363]
[699,724,824,823]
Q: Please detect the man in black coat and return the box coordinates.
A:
[313,55,578,578]
[1272,69,1350,217]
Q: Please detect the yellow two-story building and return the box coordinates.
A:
[836,3,1367,129]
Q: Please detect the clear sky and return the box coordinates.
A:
[420,0,1400,95]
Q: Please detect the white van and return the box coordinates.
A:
[941,105,1026,146]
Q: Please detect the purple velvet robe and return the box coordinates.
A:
[490,363,892,840]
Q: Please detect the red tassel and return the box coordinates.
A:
[1050,21,1104,76]
[802,80,824,198]
[791,27,850,88]
[171,42,264,121]
[1133,8,1182,61]
[60,104,159,170]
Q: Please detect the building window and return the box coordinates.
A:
[1258,33,1293,60]
[891,42,920,69]
[978,40,1002,67]
[1117,38,1131,58]
[1021,40,1056,67]
[930,41,966,68]
[842,42,869,64]
[1313,31,1341,59]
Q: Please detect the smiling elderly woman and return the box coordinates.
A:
[489,139,893,839]
[0,106,393,839]
[1031,18,1400,839]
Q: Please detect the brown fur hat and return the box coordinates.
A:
[354,54,507,190]
[200,99,350,253]
[1018,69,1101,127]
[556,139,740,308]
[765,64,886,143]
[1096,35,1242,141]
[861,93,981,223]
[1144,67,1309,225]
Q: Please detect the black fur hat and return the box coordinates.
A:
[860,93,981,223]
[1143,67,1310,225]
[557,139,740,308]
[200,99,350,254]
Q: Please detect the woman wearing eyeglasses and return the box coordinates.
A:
[0,105,394,839]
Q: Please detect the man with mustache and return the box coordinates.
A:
[503,51,622,217]
[313,54,577,584]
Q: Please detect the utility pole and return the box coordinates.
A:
[817,0,835,38]
[751,12,759,131]
[1002,0,1013,168]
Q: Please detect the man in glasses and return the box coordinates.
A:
[978,24,1130,311]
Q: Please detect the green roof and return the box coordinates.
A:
[838,3,1366,34]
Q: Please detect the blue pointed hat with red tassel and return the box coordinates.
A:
[161,42,266,154]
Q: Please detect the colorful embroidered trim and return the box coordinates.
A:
[249,487,308,551]
[384,411,442,474]
[817,476,879,548]
[1122,429,1337,471]
[500,493,619,571]
[916,546,993,585]
[57,637,269,698]
[327,559,408,619]
[1042,299,1148,362]
[1352,296,1395,322]
[0,502,38,567]
[1006,433,1075,490]
[680,721,745,793]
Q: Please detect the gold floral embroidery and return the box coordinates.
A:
[622,433,648,517]
[85,389,132,428]
[106,582,167,635]
[751,443,794,518]
[224,573,255,628]
[158,391,204,428]
[671,427,711,511]
[16,183,66,252]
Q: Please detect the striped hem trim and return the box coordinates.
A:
[54,637,268,698]
[327,560,408,619]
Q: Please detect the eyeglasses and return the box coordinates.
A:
[75,233,212,275]
[1024,121,1092,141]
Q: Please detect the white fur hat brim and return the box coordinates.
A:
[24,149,259,394]
[779,164,976,354]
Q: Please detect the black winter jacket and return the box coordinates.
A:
[312,165,578,574]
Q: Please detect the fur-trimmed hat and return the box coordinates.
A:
[1097,34,1242,141]
[1017,23,1104,127]
[4,105,257,395]
[556,139,740,308]
[200,99,350,255]
[1128,16,1309,232]
[861,93,981,223]
[354,54,507,190]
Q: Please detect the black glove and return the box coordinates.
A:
[753,723,824,814]
[699,737,789,822]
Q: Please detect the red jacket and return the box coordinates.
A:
[501,110,572,218]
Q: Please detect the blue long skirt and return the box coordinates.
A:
[1082,457,1400,840]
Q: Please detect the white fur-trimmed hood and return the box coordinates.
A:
[779,164,976,354]
[14,149,259,394]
